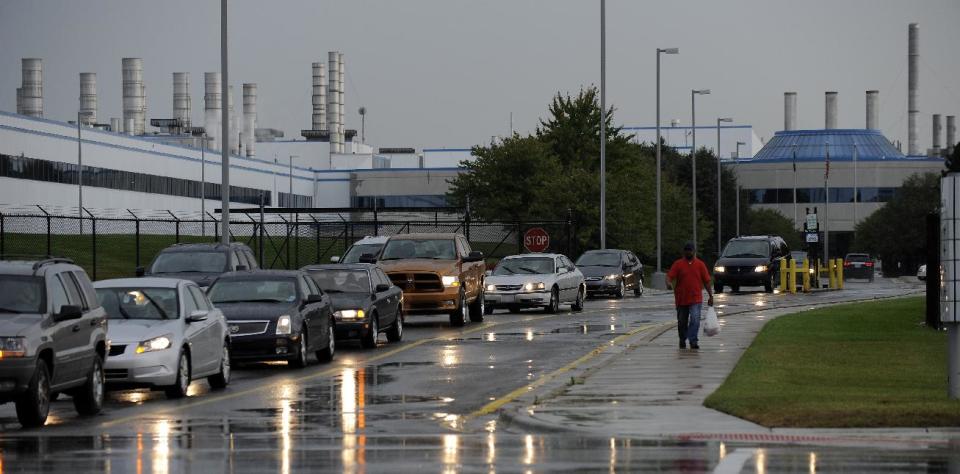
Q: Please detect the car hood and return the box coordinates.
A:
[147,272,220,287]
[108,319,179,344]
[327,293,372,312]
[215,302,297,321]
[715,257,770,268]
[0,314,43,337]
[577,265,621,278]
[379,259,459,275]
[486,274,557,286]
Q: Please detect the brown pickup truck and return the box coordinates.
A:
[377,233,486,327]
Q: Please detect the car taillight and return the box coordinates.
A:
[843,262,851,267]
[865,262,874,267]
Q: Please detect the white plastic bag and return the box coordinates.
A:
[703,306,720,337]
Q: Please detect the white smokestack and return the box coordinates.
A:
[15,87,22,115]
[110,117,122,133]
[122,58,146,135]
[312,62,327,131]
[228,85,239,155]
[908,23,920,155]
[173,72,191,129]
[933,114,942,151]
[865,90,879,130]
[825,91,838,129]
[948,115,957,155]
[204,72,222,150]
[243,83,256,157]
[20,58,43,117]
[79,73,97,126]
[327,51,342,153]
[124,118,135,136]
[339,52,345,149]
[784,92,797,131]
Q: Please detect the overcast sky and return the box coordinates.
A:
[1,0,958,151]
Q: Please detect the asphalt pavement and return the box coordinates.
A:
[1,275,952,473]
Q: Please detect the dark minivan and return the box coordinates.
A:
[138,242,258,288]
[713,236,790,294]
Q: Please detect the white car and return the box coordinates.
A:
[331,236,390,263]
[918,264,927,281]
[484,253,586,314]
[94,278,231,398]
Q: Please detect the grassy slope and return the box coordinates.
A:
[704,297,960,427]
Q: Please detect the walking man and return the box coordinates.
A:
[667,242,713,349]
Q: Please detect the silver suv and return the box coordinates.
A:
[0,257,107,427]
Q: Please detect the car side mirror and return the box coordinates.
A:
[54,305,83,322]
[558,267,568,274]
[375,283,391,293]
[135,266,145,277]
[306,294,325,304]
[485,270,493,277]
[464,251,484,263]
[187,310,209,323]
[330,256,341,263]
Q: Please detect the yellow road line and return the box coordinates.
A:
[100,308,609,428]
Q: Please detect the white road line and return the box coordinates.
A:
[712,448,760,474]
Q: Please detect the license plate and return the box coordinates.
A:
[853,263,862,268]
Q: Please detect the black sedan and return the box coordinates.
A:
[207,270,335,367]
[575,249,644,298]
[302,264,404,348]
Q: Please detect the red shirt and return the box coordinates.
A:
[667,257,711,307]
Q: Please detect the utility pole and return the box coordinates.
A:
[599,0,607,249]
[219,0,230,245]
[77,111,83,226]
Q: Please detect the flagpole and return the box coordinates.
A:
[792,144,798,230]
[823,142,830,273]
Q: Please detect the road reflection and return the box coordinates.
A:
[341,367,366,472]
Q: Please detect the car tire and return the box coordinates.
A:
[449,289,467,327]
[714,283,723,294]
[73,355,105,416]
[15,360,51,428]
[164,350,191,399]
[386,308,403,342]
[469,287,485,322]
[207,342,231,390]
[289,326,310,368]
[572,286,585,312]
[764,273,774,293]
[615,280,625,299]
[484,304,494,315]
[361,314,379,349]
[507,305,520,314]
[544,287,559,314]
[633,280,643,297]
[731,285,740,293]
[317,322,336,363]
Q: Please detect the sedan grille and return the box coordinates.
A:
[105,369,128,380]
[388,273,443,292]
[584,277,603,282]
[228,320,270,337]
[495,284,523,291]
[108,344,127,357]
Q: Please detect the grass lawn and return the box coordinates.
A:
[704,297,960,427]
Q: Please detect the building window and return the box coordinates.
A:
[351,195,449,208]
[746,186,898,205]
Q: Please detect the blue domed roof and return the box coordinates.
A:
[751,129,905,162]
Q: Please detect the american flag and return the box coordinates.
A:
[824,144,830,180]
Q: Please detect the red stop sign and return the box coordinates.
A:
[523,227,550,253]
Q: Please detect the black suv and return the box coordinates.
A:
[138,242,259,288]
[0,258,107,427]
[575,249,644,298]
[713,236,790,293]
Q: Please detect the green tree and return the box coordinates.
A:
[744,208,802,249]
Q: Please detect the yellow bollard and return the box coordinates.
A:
[837,258,844,289]
[802,258,811,292]
[780,259,788,292]
[828,259,838,289]
[788,258,797,294]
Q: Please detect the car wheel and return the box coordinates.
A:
[289,327,310,368]
[764,273,774,293]
[449,289,467,327]
[361,314,379,349]
[484,304,495,315]
[615,280,625,299]
[544,287,559,314]
[469,287,485,322]
[633,280,644,297]
[15,360,51,428]
[73,355,104,416]
[386,308,403,342]
[317,322,336,363]
[207,342,231,390]
[164,350,191,399]
[731,285,740,293]
[572,286,585,312]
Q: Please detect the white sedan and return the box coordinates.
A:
[484,253,586,313]
[94,278,231,398]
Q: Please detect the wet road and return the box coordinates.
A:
[1,277,946,473]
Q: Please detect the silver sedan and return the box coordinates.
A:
[484,253,586,313]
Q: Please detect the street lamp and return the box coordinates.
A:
[690,89,710,247]
[735,141,746,236]
[654,47,679,288]
[599,0,607,249]
[219,0,231,245]
[358,107,367,143]
[716,117,733,257]
[200,132,207,237]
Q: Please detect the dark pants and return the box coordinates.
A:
[676,304,701,345]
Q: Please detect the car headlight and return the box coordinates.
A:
[809,268,816,274]
[334,309,365,320]
[604,274,619,281]
[441,276,460,287]
[754,265,768,273]
[135,334,172,354]
[714,266,726,273]
[276,315,293,335]
[524,282,546,292]
[486,284,496,292]
[0,337,26,358]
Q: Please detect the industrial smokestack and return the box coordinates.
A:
[784,92,797,131]
[122,58,146,135]
[825,91,838,129]
[173,72,191,130]
[312,62,327,131]
[16,87,22,115]
[339,52,345,149]
[948,115,957,155]
[243,83,256,157]
[20,58,43,117]
[228,85,238,155]
[204,72,222,150]
[865,90,879,130]
[124,118,135,136]
[79,73,97,126]
[933,114,942,152]
[908,23,920,155]
[327,51,342,153]
[110,117,122,133]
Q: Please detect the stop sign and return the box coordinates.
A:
[523,227,550,253]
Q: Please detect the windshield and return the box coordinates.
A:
[721,240,771,258]
[96,287,178,320]
[576,252,620,267]
[0,276,45,314]
[308,270,371,293]
[150,251,227,274]
[493,257,555,275]
[341,244,384,263]
[380,239,457,260]
[208,279,298,304]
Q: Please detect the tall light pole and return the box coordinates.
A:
[599,0,607,249]
[716,117,733,257]
[201,132,206,237]
[735,141,746,236]
[654,47,679,287]
[77,111,83,224]
[690,89,710,247]
[289,155,297,226]
[219,0,231,245]
[358,107,367,143]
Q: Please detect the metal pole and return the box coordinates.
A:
[853,141,859,231]
[201,133,206,237]
[691,91,697,246]
[793,144,798,229]
[656,50,662,273]
[219,0,230,245]
[824,142,830,271]
[599,0,606,250]
[716,118,722,257]
[77,112,83,226]
[735,142,742,236]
